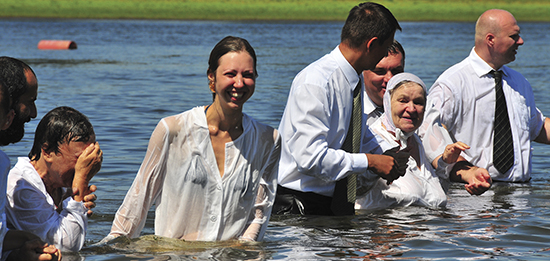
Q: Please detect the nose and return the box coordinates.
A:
[405,101,417,112]
[383,71,394,85]
[517,36,524,45]
[29,102,37,119]
[234,74,244,88]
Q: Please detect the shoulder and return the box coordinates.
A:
[293,51,344,89]
[434,58,472,88]
[502,66,530,85]
[158,106,205,135]
[243,114,277,142]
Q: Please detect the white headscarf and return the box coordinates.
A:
[381,72,427,150]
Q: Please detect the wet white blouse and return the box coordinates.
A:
[109,106,280,241]
[355,119,448,210]
[6,157,88,252]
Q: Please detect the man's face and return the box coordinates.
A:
[49,136,95,188]
[363,52,404,107]
[493,15,523,67]
[0,69,38,145]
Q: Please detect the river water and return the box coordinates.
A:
[1,19,550,260]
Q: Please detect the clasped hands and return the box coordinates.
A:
[367,147,410,185]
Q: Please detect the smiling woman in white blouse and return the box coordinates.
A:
[103,36,280,242]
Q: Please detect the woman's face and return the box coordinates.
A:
[208,51,256,111]
[390,82,426,133]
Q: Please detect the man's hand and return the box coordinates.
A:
[73,184,97,216]
[366,147,409,184]
[451,161,492,195]
[8,239,61,261]
[442,142,470,164]
[462,166,492,195]
[73,142,103,202]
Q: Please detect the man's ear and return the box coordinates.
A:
[365,37,379,52]
[486,33,495,47]
[42,144,55,162]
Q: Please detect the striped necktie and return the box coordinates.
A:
[331,81,362,215]
[491,70,514,174]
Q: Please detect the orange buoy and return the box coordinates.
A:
[37,40,77,50]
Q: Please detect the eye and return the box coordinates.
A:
[391,67,404,75]
[243,71,255,79]
[372,69,386,76]
[510,34,520,41]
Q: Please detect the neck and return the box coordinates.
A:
[31,159,56,197]
[339,44,364,74]
[206,102,243,135]
[474,46,503,70]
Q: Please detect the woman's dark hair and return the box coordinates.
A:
[207,36,258,100]
[29,106,94,161]
[341,2,401,50]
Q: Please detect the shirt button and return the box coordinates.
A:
[216,185,222,190]
[210,216,217,222]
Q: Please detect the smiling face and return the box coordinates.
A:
[208,51,256,111]
[390,82,426,133]
[363,52,404,107]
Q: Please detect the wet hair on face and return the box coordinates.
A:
[29,106,94,161]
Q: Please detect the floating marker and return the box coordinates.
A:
[37,40,77,50]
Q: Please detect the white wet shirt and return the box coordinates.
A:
[109,106,280,241]
[6,157,88,252]
[356,73,448,210]
[355,119,448,210]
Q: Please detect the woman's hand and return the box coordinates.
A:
[442,142,470,164]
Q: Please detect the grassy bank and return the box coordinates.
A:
[1,0,549,22]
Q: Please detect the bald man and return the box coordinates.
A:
[420,9,550,183]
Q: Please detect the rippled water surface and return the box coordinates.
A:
[1,19,550,260]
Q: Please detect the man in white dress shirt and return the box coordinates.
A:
[6,106,102,251]
[363,40,405,126]
[421,9,550,182]
[275,2,409,216]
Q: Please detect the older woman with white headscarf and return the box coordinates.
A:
[356,73,491,210]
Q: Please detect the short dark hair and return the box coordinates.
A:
[207,36,258,101]
[0,57,35,105]
[29,106,94,161]
[341,2,401,49]
[0,80,11,116]
[389,40,405,64]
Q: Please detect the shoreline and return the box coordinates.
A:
[1,0,549,22]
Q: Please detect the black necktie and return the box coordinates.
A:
[331,81,361,215]
[491,70,514,174]
[374,106,384,117]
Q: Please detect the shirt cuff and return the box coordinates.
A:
[63,197,89,216]
[436,157,455,179]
